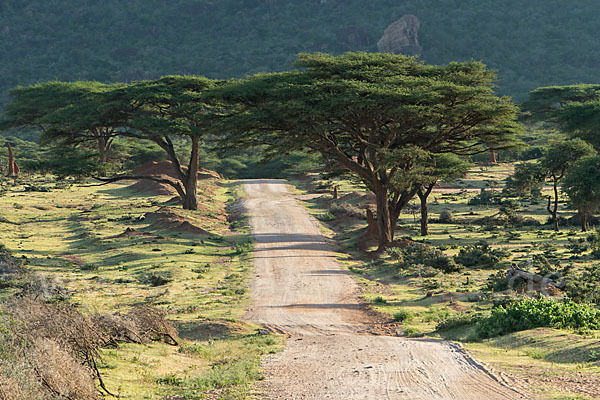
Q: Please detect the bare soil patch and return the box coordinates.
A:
[143,207,210,235]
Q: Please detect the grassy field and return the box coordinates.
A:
[290,163,600,399]
[0,174,283,399]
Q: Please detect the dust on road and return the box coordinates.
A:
[243,179,529,400]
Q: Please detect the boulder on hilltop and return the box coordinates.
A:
[377,14,421,56]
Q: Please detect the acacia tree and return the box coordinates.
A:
[524,84,600,150]
[210,52,521,249]
[101,76,218,210]
[523,84,600,122]
[563,155,600,232]
[2,76,218,210]
[540,139,596,231]
[2,81,124,162]
[414,154,470,236]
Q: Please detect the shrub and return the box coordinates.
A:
[475,297,600,339]
[80,264,98,271]
[564,264,600,304]
[468,188,496,206]
[372,296,387,304]
[392,309,413,322]
[234,241,253,255]
[436,312,482,331]
[385,247,404,261]
[486,270,525,292]
[317,212,335,221]
[0,296,179,398]
[567,238,588,254]
[438,210,453,223]
[329,202,364,219]
[454,241,509,269]
[138,271,173,286]
[398,243,462,273]
[402,327,422,337]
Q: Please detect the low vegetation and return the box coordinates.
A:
[0,174,283,399]
[475,297,600,339]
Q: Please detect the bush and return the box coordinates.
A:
[475,297,600,339]
[317,212,336,221]
[329,202,364,219]
[436,312,482,331]
[392,309,413,322]
[454,241,510,269]
[235,241,253,255]
[567,238,588,254]
[438,210,453,223]
[138,271,173,286]
[0,296,179,398]
[486,270,525,292]
[564,264,600,304]
[468,188,497,206]
[396,243,462,273]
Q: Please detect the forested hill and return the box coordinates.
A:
[2,0,600,106]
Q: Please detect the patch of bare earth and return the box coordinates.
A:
[242,179,530,400]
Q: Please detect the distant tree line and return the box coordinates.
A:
[2,0,600,108]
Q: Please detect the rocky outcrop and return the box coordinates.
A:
[377,15,421,56]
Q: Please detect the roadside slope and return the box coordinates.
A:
[243,179,528,400]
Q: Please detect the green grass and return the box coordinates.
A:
[0,174,282,399]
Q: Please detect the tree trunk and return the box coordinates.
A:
[582,213,589,232]
[546,180,560,231]
[181,136,200,210]
[97,137,109,162]
[6,143,15,176]
[417,184,434,236]
[365,208,379,241]
[375,187,394,250]
[333,186,338,200]
[489,147,497,164]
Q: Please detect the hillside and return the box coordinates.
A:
[1,0,600,106]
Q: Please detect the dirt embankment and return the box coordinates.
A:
[242,179,529,400]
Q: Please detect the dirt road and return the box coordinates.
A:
[243,179,528,400]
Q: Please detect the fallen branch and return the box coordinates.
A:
[508,263,566,289]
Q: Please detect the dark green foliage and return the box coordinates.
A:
[587,230,600,258]
[486,270,520,292]
[475,297,600,339]
[211,150,323,179]
[566,238,588,254]
[438,210,453,223]
[212,52,520,247]
[138,271,173,287]
[563,155,600,231]
[395,243,461,273]
[1,0,600,109]
[504,162,545,197]
[393,309,413,322]
[468,188,497,206]
[564,264,600,304]
[436,312,483,331]
[454,242,510,268]
[22,146,104,179]
[525,84,600,149]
